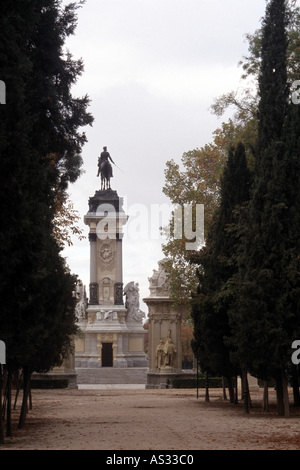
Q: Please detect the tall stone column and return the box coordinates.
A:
[115,233,124,305]
[75,186,147,378]
[88,232,98,305]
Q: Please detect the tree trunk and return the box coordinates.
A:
[6,366,12,437]
[242,369,250,414]
[28,382,32,411]
[18,366,31,429]
[275,372,289,417]
[262,381,269,412]
[222,377,227,400]
[275,374,284,416]
[227,376,234,403]
[282,372,290,418]
[205,371,210,402]
[234,376,238,404]
[14,369,22,410]
[275,372,290,418]
[0,365,4,445]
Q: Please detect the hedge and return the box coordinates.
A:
[30,378,69,389]
[171,377,223,389]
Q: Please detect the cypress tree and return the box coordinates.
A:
[191,143,251,400]
[277,101,300,406]
[234,0,296,416]
[256,0,288,155]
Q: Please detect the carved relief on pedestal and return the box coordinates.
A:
[87,311,96,324]
[117,311,126,324]
[98,240,115,271]
[99,276,114,305]
[96,310,118,321]
[148,303,181,324]
[90,309,126,324]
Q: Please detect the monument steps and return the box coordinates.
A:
[76,367,148,384]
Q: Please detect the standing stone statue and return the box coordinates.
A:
[155,331,177,370]
[155,340,164,368]
[124,281,145,323]
[163,335,176,368]
[97,146,115,190]
[148,259,170,296]
[75,279,87,319]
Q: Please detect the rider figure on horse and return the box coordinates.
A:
[97,146,115,189]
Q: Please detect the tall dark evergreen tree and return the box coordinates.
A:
[191,143,251,401]
[256,0,288,154]
[281,102,300,407]
[232,0,298,417]
[0,0,93,435]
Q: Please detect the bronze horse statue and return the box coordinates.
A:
[97,147,115,190]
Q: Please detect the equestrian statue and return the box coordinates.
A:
[97,146,115,190]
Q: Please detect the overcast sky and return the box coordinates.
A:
[62,0,268,309]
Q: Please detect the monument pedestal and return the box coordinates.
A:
[76,305,147,370]
[144,260,184,388]
[75,188,147,385]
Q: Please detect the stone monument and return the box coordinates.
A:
[75,148,147,385]
[143,259,184,388]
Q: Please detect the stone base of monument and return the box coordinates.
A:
[75,367,148,385]
[75,303,148,385]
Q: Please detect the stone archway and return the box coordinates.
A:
[97,333,118,366]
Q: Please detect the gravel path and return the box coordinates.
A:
[2,387,300,450]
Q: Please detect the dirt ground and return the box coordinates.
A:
[1,387,300,451]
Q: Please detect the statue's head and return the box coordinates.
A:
[103,146,107,151]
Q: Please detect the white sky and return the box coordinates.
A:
[62,0,267,310]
